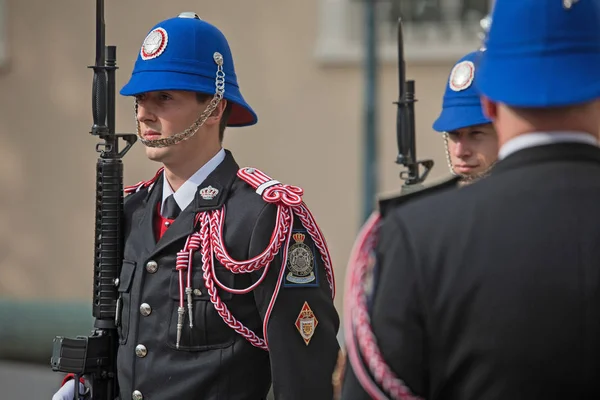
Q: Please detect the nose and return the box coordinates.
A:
[136,101,157,124]
[453,139,472,159]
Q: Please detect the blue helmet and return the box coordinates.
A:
[120,12,257,127]
[432,51,491,133]
[475,0,600,107]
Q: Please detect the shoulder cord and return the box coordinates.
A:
[343,211,424,400]
[129,167,335,350]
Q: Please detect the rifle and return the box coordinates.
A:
[50,0,137,398]
[394,18,434,192]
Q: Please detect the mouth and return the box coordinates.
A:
[455,165,479,173]
[143,130,162,140]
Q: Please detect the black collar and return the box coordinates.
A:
[143,149,240,213]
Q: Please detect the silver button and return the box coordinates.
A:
[135,344,147,358]
[132,390,143,400]
[145,260,158,274]
[193,289,202,296]
[114,278,120,287]
[164,221,171,227]
[140,303,152,316]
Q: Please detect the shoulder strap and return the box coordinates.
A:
[378,175,460,217]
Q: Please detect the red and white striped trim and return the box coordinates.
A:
[124,167,164,195]
[343,211,424,400]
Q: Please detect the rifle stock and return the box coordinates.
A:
[50,1,137,399]
[394,18,433,189]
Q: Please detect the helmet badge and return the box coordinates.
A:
[140,27,168,61]
[449,61,475,92]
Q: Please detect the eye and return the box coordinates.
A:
[471,131,485,140]
[447,132,459,142]
[134,94,146,102]
[159,92,173,101]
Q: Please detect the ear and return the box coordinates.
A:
[205,99,228,127]
[481,96,498,120]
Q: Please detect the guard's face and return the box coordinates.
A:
[135,90,211,163]
[447,123,498,177]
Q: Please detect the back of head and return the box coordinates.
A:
[476,0,600,108]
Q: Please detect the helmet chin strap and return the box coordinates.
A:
[135,51,226,149]
[442,132,495,185]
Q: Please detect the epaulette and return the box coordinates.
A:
[124,167,164,196]
[236,167,304,206]
[377,175,460,218]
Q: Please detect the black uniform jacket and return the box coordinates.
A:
[342,142,600,400]
[117,150,340,400]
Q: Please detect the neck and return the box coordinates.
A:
[496,103,600,148]
[498,127,598,149]
[163,143,222,192]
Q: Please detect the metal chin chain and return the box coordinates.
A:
[135,51,226,148]
[442,133,459,178]
[478,14,492,51]
[442,132,494,185]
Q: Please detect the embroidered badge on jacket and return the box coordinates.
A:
[295,301,318,345]
[284,231,318,287]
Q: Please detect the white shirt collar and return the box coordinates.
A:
[498,131,599,160]
[161,148,226,215]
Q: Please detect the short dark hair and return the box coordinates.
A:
[196,92,233,142]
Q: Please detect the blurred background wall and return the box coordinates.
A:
[0,0,491,384]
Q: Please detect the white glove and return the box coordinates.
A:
[52,379,87,400]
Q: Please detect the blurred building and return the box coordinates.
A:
[0,0,490,314]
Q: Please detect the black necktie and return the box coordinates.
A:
[162,194,181,219]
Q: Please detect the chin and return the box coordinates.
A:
[463,171,483,179]
[145,147,169,163]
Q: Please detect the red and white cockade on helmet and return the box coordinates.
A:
[125,166,335,351]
